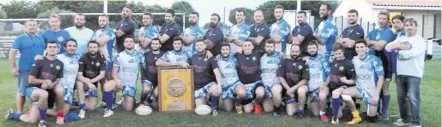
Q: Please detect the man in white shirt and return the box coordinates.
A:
[385,18,425,127]
[66,13,94,55]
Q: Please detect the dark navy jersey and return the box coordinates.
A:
[234,51,264,84]
[29,57,64,87]
[203,27,224,56]
[190,52,218,89]
[116,18,136,52]
[160,23,181,51]
[142,51,164,86]
[249,23,270,52]
[329,59,356,89]
[78,53,106,79]
[341,24,364,60]
[292,23,314,55]
[277,57,309,87]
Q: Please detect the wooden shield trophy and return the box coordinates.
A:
[158,67,194,112]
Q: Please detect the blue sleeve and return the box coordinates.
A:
[274,24,290,38]
[367,30,376,40]
[146,28,159,40]
[373,57,384,76]
[11,36,22,50]
[65,31,71,40]
[113,54,120,67]
[158,52,169,62]
[319,22,335,43]
[192,28,204,40]
[380,30,395,42]
[323,57,331,76]
[238,25,250,41]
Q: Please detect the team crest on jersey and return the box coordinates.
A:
[293,63,296,66]
[376,34,380,40]
[298,65,303,69]
[57,37,64,42]
[56,65,60,70]
[154,57,157,60]
[246,57,249,60]
[96,62,100,67]
[334,64,338,67]
[252,57,256,61]
[50,64,53,67]
[204,58,208,62]
[339,66,344,71]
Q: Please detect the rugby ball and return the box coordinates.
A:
[194,105,211,115]
[135,105,153,116]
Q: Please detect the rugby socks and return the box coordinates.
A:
[382,95,390,117]
[332,98,342,118]
[64,113,81,121]
[103,91,113,110]
[296,109,304,114]
[57,111,64,118]
[10,112,22,120]
[79,103,86,111]
[210,95,219,109]
[38,108,47,121]
[140,93,147,103]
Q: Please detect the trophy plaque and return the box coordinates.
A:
[158,67,194,112]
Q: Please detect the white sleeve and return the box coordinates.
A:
[397,36,426,59]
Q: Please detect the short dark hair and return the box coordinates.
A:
[195,39,205,44]
[88,40,100,47]
[297,10,307,17]
[190,11,199,17]
[152,38,160,42]
[64,38,77,47]
[123,35,134,42]
[348,9,358,16]
[221,43,230,48]
[46,41,58,49]
[211,13,221,22]
[143,12,152,18]
[166,9,175,17]
[99,14,108,18]
[173,36,183,43]
[265,39,276,45]
[392,15,405,22]
[275,5,284,10]
[332,43,344,52]
[236,8,246,16]
[354,39,367,46]
[123,6,133,11]
[321,3,333,12]
[378,11,390,20]
[307,40,318,48]
[404,18,418,26]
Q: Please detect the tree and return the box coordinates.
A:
[228,7,254,25]
[145,4,168,26]
[0,1,41,18]
[37,7,75,29]
[0,6,7,19]
[171,1,195,28]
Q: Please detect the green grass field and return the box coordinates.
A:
[0,59,440,127]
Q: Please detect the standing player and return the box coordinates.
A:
[366,11,396,120]
[182,11,203,57]
[259,40,284,117]
[76,41,106,118]
[335,9,364,60]
[303,41,329,118]
[341,40,384,124]
[386,18,426,127]
[191,40,222,116]
[270,5,291,54]
[139,38,164,108]
[42,14,71,54]
[135,12,159,53]
[156,37,191,67]
[159,9,182,51]
[102,36,145,117]
[234,41,265,114]
[248,9,270,52]
[314,3,338,60]
[278,44,309,117]
[9,20,45,114]
[225,8,250,54]
[115,6,136,53]
[203,13,224,56]
[56,39,82,122]
[217,43,246,114]
[318,44,355,124]
[292,10,314,56]
[65,13,94,55]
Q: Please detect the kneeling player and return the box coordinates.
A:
[139,38,164,108]
[302,41,330,117]
[6,41,63,127]
[102,36,145,117]
[156,37,191,67]
[260,40,284,117]
[77,41,106,118]
[278,45,309,116]
[217,43,246,114]
[191,40,222,116]
[342,40,384,124]
[318,44,356,124]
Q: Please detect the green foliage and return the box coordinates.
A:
[0,1,40,18]
[0,6,7,19]
[171,1,195,28]
[228,7,254,25]
[36,7,75,29]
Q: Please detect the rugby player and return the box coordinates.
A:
[159,9,182,52]
[225,8,250,54]
[314,3,338,60]
[336,9,365,60]
[65,13,94,55]
[42,14,71,54]
[182,11,203,57]
[270,5,291,54]
[248,9,270,52]
[291,11,314,56]
[156,37,191,67]
[135,12,159,53]
[115,6,136,53]
[139,38,164,108]
[202,13,224,56]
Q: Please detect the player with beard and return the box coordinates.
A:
[234,41,265,114]
[292,11,314,56]
[301,41,330,119]
[115,6,136,53]
[6,41,60,127]
[159,9,182,51]
[55,39,83,122]
[248,9,270,52]
[138,38,164,108]
[225,8,250,54]
[135,12,159,53]
[190,39,222,116]
[336,9,365,60]
[65,13,94,55]
[278,44,309,117]
[76,41,106,118]
[319,44,356,124]
[270,5,291,54]
[389,14,406,119]
[42,14,71,54]
[156,37,191,67]
[182,11,203,57]
[203,13,224,56]
[217,43,246,114]
[259,40,284,118]
[314,3,338,60]
[102,36,145,117]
